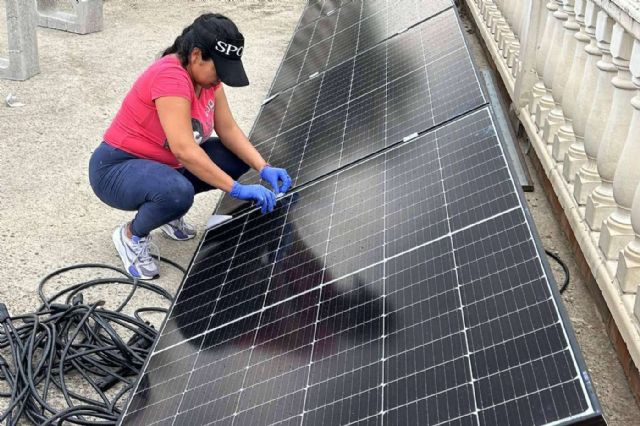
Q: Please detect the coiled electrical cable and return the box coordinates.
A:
[0,258,184,425]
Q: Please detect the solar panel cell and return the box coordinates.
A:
[310,13,339,46]
[351,43,385,99]
[251,90,291,145]
[315,59,354,115]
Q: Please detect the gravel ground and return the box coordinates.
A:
[0,0,638,424]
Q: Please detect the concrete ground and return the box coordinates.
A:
[0,0,638,424]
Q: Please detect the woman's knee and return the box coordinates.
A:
[201,137,250,180]
[158,176,195,215]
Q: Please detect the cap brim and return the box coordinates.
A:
[213,54,249,87]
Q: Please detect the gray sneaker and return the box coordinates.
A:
[159,217,197,241]
[112,224,159,279]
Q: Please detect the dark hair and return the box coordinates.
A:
[162,13,241,67]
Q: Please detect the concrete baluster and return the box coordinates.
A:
[508,40,521,77]
[530,0,560,121]
[493,4,513,56]
[541,0,567,100]
[549,0,581,162]
[599,40,640,260]
[481,0,494,23]
[563,0,602,182]
[539,1,568,145]
[585,24,635,231]
[511,0,532,76]
[478,0,487,17]
[513,0,526,39]
[497,0,510,25]
[488,3,504,38]
[573,11,615,205]
[620,180,640,294]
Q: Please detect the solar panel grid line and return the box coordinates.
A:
[296,0,340,33]
[179,197,322,421]
[160,214,288,338]
[297,149,342,423]
[349,381,472,426]
[478,112,597,421]
[134,330,490,426]
[473,374,583,425]
[286,29,346,216]
[254,0,312,131]
[378,31,391,422]
[156,176,518,349]
[161,217,253,426]
[418,123,478,423]
[226,203,297,426]
[173,364,309,421]
[150,183,524,368]
[117,205,239,422]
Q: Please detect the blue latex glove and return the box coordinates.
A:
[230,182,276,214]
[260,165,292,194]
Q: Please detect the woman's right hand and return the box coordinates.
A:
[230,182,276,214]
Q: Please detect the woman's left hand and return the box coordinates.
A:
[260,165,292,194]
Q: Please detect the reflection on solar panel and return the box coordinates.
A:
[217,8,486,215]
[275,0,454,95]
[120,109,603,425]
[119,1,604,424]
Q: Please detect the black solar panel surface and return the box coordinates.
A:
[217,8,486,215]
[276,0,454,95]
[120,108,601,426]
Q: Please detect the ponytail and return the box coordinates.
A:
[162,24,195,66]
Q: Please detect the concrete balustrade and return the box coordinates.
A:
[530,1,560,127]
[598,42,640,261]
[550,0,581,163]
[627,178,640,297]
[563,0,602,183]
[585,23,635,232]
[464,0,640,395]
[470,0,520,96]
[615,41,640,291]
[574,11,615,205]
[540,1,568,145]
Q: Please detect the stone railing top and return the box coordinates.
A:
[597,0,640,38]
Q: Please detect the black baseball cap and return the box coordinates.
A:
[211,35,249,87]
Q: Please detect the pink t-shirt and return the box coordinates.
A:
[104,55,219,168]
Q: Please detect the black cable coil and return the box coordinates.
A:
[0,260,184,425]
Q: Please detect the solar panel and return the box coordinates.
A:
[273,0,454,95]
[120,108,603,425]
[217,8,486,215]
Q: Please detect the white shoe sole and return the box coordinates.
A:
[112,227,159,280]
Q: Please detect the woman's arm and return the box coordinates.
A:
[155,96,235,192]
[213,86,268,172]
[156,95,277,214]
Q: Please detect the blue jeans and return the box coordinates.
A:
[89,138,249,237]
